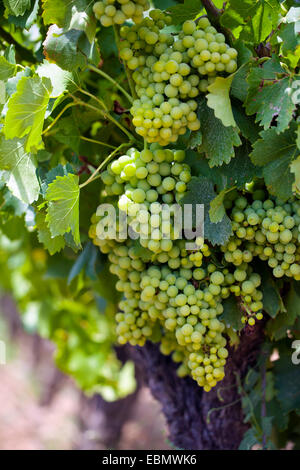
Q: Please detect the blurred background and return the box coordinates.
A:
[0,297,171,450]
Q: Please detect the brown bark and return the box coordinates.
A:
[131,323,265,450]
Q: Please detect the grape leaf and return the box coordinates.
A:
[0,136,39,204]
[0,56,17,81]
[41,0,96,43]
[220,295,243,331]
[43,25,99,72]
[221,0,280,43]
[7,0,39,29]
[263,154,295,201]
[209,189,228,223]
[250,125,298,166]
[246,57,296,133]
[198,98,241,167]
[290,155,300,196]
[232,103,260,144]
[36,61,77,98]
[68,242,99,284]
[45,173,80,245]
[180,176,232,246]
[250,126,298,199]
[167,0,203,24]
[206,75,236,127]
[4,0,31,16]
[220,144,260,188]
[4,76,52,153]
[277,8,300,68]
[36,210,65,255]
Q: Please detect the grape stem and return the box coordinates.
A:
[201,0,223,20]
[79,136,116,149]
[79,142,129,189]
[42,102,78,136]
[70,95,136,142]
[88,64,133,104]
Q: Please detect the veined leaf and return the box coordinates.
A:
[167,0,203,24]
[4,75,52,153]
[206,75,236,127]
[45,173,81,246]
[42,0,96,42]
[0,56,17,81]
[198,98,241,167]
[4,0,31,16]
[36,210,65,255]
[36,61,78,98]
[0,136,39,204]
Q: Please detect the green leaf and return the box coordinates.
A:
[221,144,260,188]
[250,125,298,166]
[45,173,81,246]
[36,61,77,98]
[0,56,17,81]
[277,8,300,68]
[43,25,99,72]
[4,75,52,153]
[263,154,295,201]
[250,126,298,200]
[4,0,31,16]
[7,0,39,29]
[239,428,259,450]
[221,0,281,43]
[246,57,296,133]
[41,0,96,42]
[198,98,241,167]
[209,189,228,223]
[180,176,232,246]
[68,242,98,284]
[232,103,260,144]
[36,210,65,255]
[266,282,300,340]
[0,136,39,204]
[166,0,203,24]
[220,295,243,331]
[206,75,236,127]
[290,155,300,196]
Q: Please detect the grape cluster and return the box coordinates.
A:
[222,191,300,281]
[89,146,273,392]
[100,146,192,255]
[93,0,149,26]
[119,12,237,145]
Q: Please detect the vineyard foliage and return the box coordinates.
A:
[0,0,300,449]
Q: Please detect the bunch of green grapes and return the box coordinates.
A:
[93,0,149,26]
[222,192,300,280]
[118,13,237,145]
[100,146,193,256]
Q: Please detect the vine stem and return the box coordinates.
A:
[71,95,136,142]
[79,143,129,189]
[78,87,108,111]
[42,102,78,135]
[113,25,137,100]
[80,136,116,149]
[201,0,222,21]
[88,64,133,104]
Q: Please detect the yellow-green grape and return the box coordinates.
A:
[93,0,150,26]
